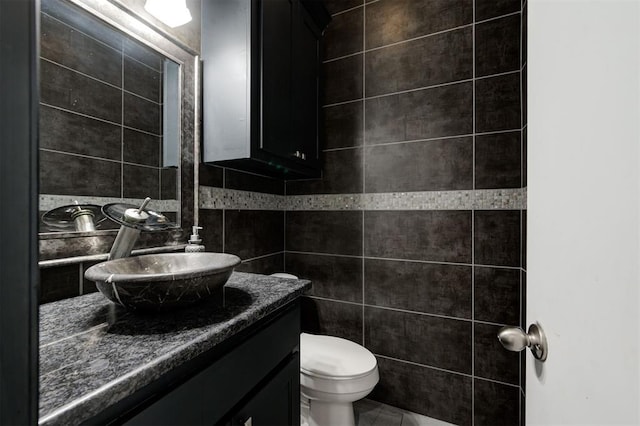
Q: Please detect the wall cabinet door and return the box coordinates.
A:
[291,2,323,170]
[260,0,293,160]
[201,0,330,179]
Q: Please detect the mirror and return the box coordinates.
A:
[38,0,189,236]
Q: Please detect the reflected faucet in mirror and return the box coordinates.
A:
[103,197,178,260]
[41,201,106,232]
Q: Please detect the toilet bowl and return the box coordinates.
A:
[300,333,379,426]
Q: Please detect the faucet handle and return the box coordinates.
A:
[137,197,151,213]
[123,197,152,224]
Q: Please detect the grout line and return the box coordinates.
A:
[123,52,163,75]
[41,11,122,55]
[121,125,162,137]
[322,65,524,109]
[472,1,476,421]
[241,251,285,263]
[222,171,226,253]
[364,23,473,54]
[40,57,162,105]
[323,9,522,65]
[41,11,162,75]
[306,295,519,328]
[375,354,474,379]
[377,353,526,390]
[41,55,122,88]
[304,295,362,307]
[322,128,522,152]
[122,88,162,106]
[40,103,162,137]
[322,51,362,64]
[520,5,525,193]
[285,251,522,270]
[474,376,522,389]
[40,102,121,127]
[475,69,520,81]
[365,303,472,322]
[286,251,362,259]
[475,10,521,26]
[320,98,362,109]
[120,52,125,199]
[366,78,472,101]
[40,148,163,170]
[520,8,526,418]
[322,78,473,108]
[330,4,364,17]
[361,1,367,347]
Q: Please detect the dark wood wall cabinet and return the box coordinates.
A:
[201,0,330,179]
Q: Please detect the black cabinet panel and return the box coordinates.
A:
[116,303,301,426]
[231,356,300,426]
[261,0,293,159]
[202,0,330,179]
[292,4,323,169]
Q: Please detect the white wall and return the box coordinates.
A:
[528,0,640,424]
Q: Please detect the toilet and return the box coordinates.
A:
[269,274,379,426]
[299,333,379,426]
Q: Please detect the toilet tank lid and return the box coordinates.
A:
[300,333,377,378]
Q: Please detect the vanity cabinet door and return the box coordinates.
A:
[123,377,204,425]
[231,355,300,426]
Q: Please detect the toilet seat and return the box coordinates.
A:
[301,333,377,378]
[300,333,379,396]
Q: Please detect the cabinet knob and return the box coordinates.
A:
[293,151,307,160]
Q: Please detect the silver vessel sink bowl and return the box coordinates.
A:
[84,252,241,311]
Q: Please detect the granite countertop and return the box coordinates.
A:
[38,272,311,426]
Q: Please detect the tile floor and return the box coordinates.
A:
[354,399,454,426]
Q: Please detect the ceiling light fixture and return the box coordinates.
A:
[144,0,192,28]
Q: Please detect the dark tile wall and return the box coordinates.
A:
[286,1,527,424]
[39,7,176,201]
[199,165,286,275]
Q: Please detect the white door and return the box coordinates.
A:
[527,0,640,424]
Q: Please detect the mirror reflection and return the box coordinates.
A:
[38,0,180,234]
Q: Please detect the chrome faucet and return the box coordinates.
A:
[105,197,175,260]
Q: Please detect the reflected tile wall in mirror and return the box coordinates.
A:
[39,0,178,232]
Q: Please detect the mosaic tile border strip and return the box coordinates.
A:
[199,187,527,211]
[199,186,286,211]
[40,194,180,212]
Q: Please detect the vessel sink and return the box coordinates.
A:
[84,252,241,311]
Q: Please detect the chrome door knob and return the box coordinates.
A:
[498,322,548,362]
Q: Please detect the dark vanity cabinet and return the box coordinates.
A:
[201,0,330,179]
[92,303,301,426]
